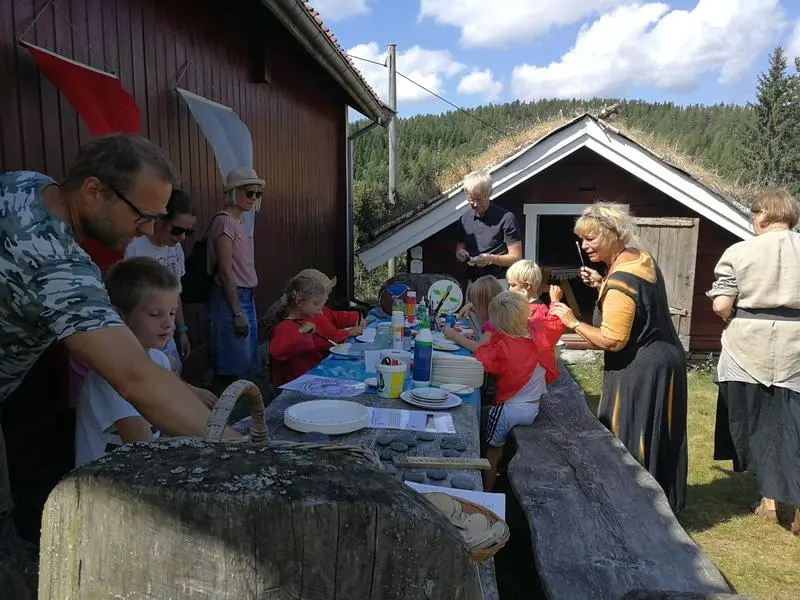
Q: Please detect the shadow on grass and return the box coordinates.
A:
[680,464,760,533]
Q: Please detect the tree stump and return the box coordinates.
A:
[0,536,38,600]
[39,438,481,599]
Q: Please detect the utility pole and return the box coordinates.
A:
[387,42,398,277]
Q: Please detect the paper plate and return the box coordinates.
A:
[364,377,377,387]
[356,333,376,343]
[439,383,475,396]
[433,340,460,352]
[400,391,461,410]
[330,343,359,360]
[427,279,463,315]
[284,399,369,435]
[411,386,449,401]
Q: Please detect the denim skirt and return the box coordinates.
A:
[205,285,258,377]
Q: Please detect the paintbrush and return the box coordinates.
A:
[575,241,585,267]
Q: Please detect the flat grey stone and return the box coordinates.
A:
[451,441,468,452]
[427,469,447,481]
[442,449,461,457]
[450,475,476,490]
[417,432,436,442]
[396,435,417,447]
[390,442,409,452]
[440,437,465,450]
[376,434,393,446]
[379,448,395,461]
[403,471,425,483]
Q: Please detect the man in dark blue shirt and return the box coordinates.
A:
[455,169,522,281]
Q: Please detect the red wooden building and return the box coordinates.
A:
[359,115,755,353]
[0,0,388,542]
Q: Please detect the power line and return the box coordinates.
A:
[347,54,508,136]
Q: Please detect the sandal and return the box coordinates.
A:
[754,499,779,524]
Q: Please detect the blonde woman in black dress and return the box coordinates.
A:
[550,202,688,512]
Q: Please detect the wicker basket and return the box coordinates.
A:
[202,379,381,467]
[423,492,510,563]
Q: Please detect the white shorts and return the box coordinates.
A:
[485,401,540,447]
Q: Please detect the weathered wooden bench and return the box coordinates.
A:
[506,365,748,600]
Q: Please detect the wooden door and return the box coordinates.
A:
[632,217,699,351]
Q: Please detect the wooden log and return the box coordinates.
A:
[0,536,38,600]
[39,438,481,600]
[506,365,733,600]
[618,591,754,600]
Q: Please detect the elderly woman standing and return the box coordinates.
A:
[550,202,688,512]
[708,189,800,535]
[206,167,264,392]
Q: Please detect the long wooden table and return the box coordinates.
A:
[266,387,499,600]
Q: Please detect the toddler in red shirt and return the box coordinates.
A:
[474,291,550,491]
[506,259,565,384]
[443,275,503,352]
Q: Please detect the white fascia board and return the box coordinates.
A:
[583,121,753,240]
[358,120,593,270]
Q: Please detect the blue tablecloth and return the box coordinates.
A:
[309,310,481,410]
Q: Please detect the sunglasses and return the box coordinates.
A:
[244,190,262,200]
[170,225,195,236]
[103,182,167,225]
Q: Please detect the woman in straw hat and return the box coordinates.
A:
[708,189,800,535]
[549,202,688,513]
[206,166,264,392]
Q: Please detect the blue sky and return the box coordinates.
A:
[309,0,800,118]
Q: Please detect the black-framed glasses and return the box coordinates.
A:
[104,183,166,224]
[170,225,195,236]
[244,190,262,200]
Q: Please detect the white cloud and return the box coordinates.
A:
[308,0,373,21]
[457,69,503,100]
[787,19,800,61]
[511,0,787,101]
[347,43,465,103]
[419,0,631,48]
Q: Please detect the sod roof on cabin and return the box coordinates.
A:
[361,113,757,247]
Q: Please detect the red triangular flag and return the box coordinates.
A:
[22,41,140,136]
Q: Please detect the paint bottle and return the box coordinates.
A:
[405,291,417,325]
[412,326,433,387]
[391,300,405,351]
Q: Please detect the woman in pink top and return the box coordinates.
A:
[206,167,263,392]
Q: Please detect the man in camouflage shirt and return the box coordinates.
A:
[0,134,234,538]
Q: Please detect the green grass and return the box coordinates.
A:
[567,362,800,600]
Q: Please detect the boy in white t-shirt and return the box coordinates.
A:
[75,257,217,468]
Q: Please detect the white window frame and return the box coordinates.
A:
[523,203,629,261]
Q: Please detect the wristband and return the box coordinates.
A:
[233,312,243,318]
[175,325,189,334]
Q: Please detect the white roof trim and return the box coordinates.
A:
[358,116,754,271]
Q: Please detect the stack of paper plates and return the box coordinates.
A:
[410,386,449,403]
[431,353,485,388]
[400,390,461,410]
[284,399,369,434]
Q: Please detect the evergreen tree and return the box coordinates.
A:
[742,46,800,188]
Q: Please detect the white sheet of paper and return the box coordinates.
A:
[405,482,506,520]
[364,350,381,373]
[367,408,455,433]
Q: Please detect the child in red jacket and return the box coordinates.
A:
[474,292,551,491]
[506,259,565,384]
[296,268,364,340]
[266,275,337,387]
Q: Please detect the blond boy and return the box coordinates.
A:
[75,258,217,467]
